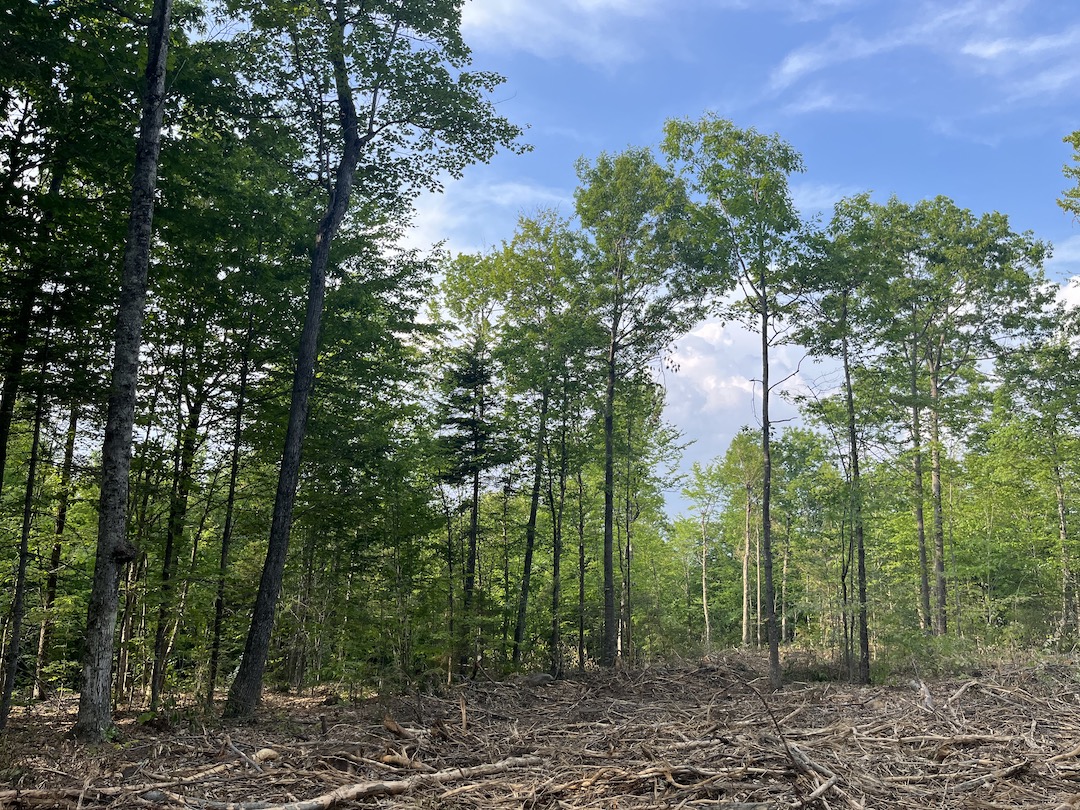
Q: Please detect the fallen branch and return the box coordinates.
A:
[142,754,543,810]
[948,760,1029,793]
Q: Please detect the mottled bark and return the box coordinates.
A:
[576,470,586,672]
[701,512,711,647]
[73,0,172,741]
[547,411,568,676]
[742,486,752,646]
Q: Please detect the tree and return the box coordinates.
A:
[875,198,1048,635]
[997,308,1080,637]
[73,0,173,741]
[716,428,764,647]
[664,113,806,690]
[574,147,721,667]
[682,463,724,648]
[224,0,523,717]
[794,194,895,683]
[434,308,512,673]
[487,212,595,670]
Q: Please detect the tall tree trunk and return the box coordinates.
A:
[501,488,511,655]
[459,465,481,674]
[224,13,364,717]
[0,159,66,502]
[840,520,852,676]
[742,484,751,646]
[33,406,78,700]
[513,391,548,665]
[759,280,781,691]
[547,411,567,676]
[780,521,789,644]
[841,310,870,684]
[151,348,205,710]
[1053,440,1073,637]
[755,523,761,647]
[928,371,947,636]
[207,326,251,704]
[576,469,587,672]
[0,384,44,729]
[73,0,172,740]
[621,412,635,662]
[440,488,456,682]
[908,324,931,633]
[700,512,711,648]
[601,330,618,667]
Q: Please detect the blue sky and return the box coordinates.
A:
[407,0,1080,510]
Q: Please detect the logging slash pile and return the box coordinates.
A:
[3,653,1080,809]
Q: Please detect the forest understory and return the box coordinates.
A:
[3,652,1080,809]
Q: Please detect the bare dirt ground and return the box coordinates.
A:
[3,652,1080,809]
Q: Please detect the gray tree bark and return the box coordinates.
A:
[224,25,363,717]
[73,0,172,741]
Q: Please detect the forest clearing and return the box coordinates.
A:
[9,0,1080,787]
[3,653,1080,810]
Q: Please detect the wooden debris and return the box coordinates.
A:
[4,655,1080,809]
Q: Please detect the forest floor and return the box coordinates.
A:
[3,651,1080,809]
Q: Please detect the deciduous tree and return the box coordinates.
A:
[664,113,806,690]
[574,147,720,667]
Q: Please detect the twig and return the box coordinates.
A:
[948,760,1029,793]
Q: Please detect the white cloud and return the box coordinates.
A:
[401,178,573,256]
[770,26,895,91]
[958,23,1080,101]
[962,25,1080,64]
[659,315,821,511]
[769,0,1077,108]
[663,318,809,424]
[782,85,871,115]
[461,0,664,66]
[1059,278,1080,311]
[790,181,864,218]
[1048,234,1080,275]
[1006,62,1080,103]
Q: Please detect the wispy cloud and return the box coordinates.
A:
[461,0,665,67]
[791,181,865,218]
[402,178,573,256]
[769,0,1079,109]
[961,24,1080,63]
[781,85,872,115]
[959,24,1080,101]
[770,25,897,91]
[1047,233,1080,275]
